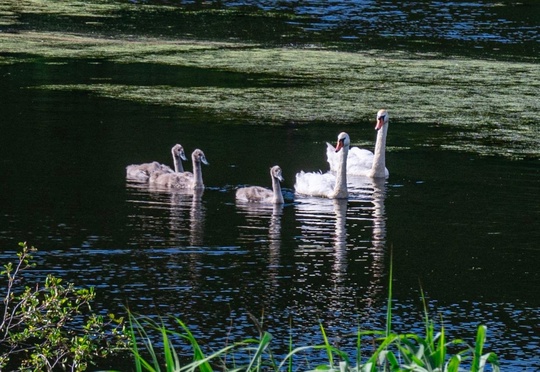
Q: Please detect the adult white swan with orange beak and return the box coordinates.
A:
[295,132,350,199]
[327,109,389,178]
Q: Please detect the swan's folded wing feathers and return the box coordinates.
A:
[326,142,340,171]
[294,171,336,197]
[236,186,273,203]
[126,161,174,180]
[151,171,194,188]
[168,172,194,188]
[349,147,374,159]
[126,161,160,180]
[347,147,375,175]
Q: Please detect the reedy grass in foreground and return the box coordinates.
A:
[127,258,500,372]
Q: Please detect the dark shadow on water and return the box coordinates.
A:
[1,57,315,89]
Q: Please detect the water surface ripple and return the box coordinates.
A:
[209,0,540,46]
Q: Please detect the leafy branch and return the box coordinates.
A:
[0,242,129,371]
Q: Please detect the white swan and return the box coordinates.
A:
[150,149,209,189]
[327,109,389,178]
[236,165,285,204]
[126,144,187,181]
[295,132,350,199]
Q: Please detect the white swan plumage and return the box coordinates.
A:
[295,132,350,199]
[327,109,389,178]
[126,144,187,181]
[150,149,209,189]
[236,165,285,204]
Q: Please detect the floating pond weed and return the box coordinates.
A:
[2,29,538,158]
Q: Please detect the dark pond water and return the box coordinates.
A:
[127,0,540,57]
[1,77,539,370]
[1,0,539,371]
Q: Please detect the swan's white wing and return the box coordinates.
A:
[349,148,389,178]
[326,142,341,172]
[294,171,336,197]
[236,186,273,203]
[349,147,374,161]
[328,144,376,176]
[347,147,375,176]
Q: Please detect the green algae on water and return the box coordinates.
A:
[1,1,539,160]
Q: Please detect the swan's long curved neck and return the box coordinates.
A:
[192,159,204,189]
[370,124,387,178]
[173,155,184,173]
[332,145,349,199]
[271,176,284,204]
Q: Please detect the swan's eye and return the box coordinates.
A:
[378,115,386,120]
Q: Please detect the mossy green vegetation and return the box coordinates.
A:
[0,243,129,371]
[1,0,538,160]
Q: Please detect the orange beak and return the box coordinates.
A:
[335,139,344,153]
[375,117,385,130]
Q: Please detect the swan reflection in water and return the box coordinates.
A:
[235,201,284,289]
[293,176,387,322]
[170,188,205,247]
[294,197,349,282]
[125,182,207,297]
[347,176,387,311]
[125,182,206,248]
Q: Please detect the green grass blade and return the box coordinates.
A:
[482,352,500,372]
[179,344,237,372]
[396,341,425,367]
[432,322,446,368]
[145,336,163,372]
[129,313,162,372]
[277,345,321,371]
[319,321,334,366]
[471,325,486,372]
[382,350,400,369]
[245,331,272,371]
[355,320,362,369]
[365,333,398,369]
[419,285,432,347]
[386,249,393,338]
[128,313,144,372]
[160,321,181,372]
[175,318,213,372]
[161,324,173,371]
[288,318,294,372]
[446,354,462,372]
